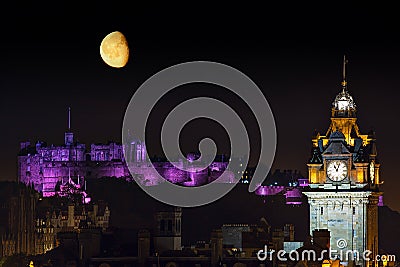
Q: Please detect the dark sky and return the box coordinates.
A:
[1,2,400,210]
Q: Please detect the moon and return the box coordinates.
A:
[100,31,129,68]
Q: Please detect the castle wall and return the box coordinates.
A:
[90,142,123,161]
[18,137,231,196]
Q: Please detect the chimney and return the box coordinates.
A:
[210,229,223,267]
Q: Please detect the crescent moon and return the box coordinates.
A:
[100,31,129,68]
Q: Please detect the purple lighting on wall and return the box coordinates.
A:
[297,178,309,187]
[162,167,188,184]
[285,188,303,205]
[254,186,285,196]
[378,195,384,206]
[186,153,200,163]
[285,201,303,205]
[285,188,302,198]
[254,186,304,205]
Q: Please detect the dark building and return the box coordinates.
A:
[0,182,39,257]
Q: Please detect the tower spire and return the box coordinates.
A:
[65,107,74,146]
[68,107,71,131]
[341,55,348,92]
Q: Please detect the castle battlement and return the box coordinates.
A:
[18,129,233,196]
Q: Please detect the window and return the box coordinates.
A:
[320,207,324,215]
[168,220,172,231]
[353,207,356,215]
[160,219,165,232]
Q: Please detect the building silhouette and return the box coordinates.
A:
[0,181,111,260]
[0,182,38,257]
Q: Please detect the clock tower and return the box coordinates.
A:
[303,56,382,267]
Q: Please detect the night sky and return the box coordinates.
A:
[1,3,400,210]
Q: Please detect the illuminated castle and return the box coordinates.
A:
[17,109,233,197]
[303,56,383,267]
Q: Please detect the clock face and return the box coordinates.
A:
[327,160,348,181]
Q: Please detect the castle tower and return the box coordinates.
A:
[303,56,382,267]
